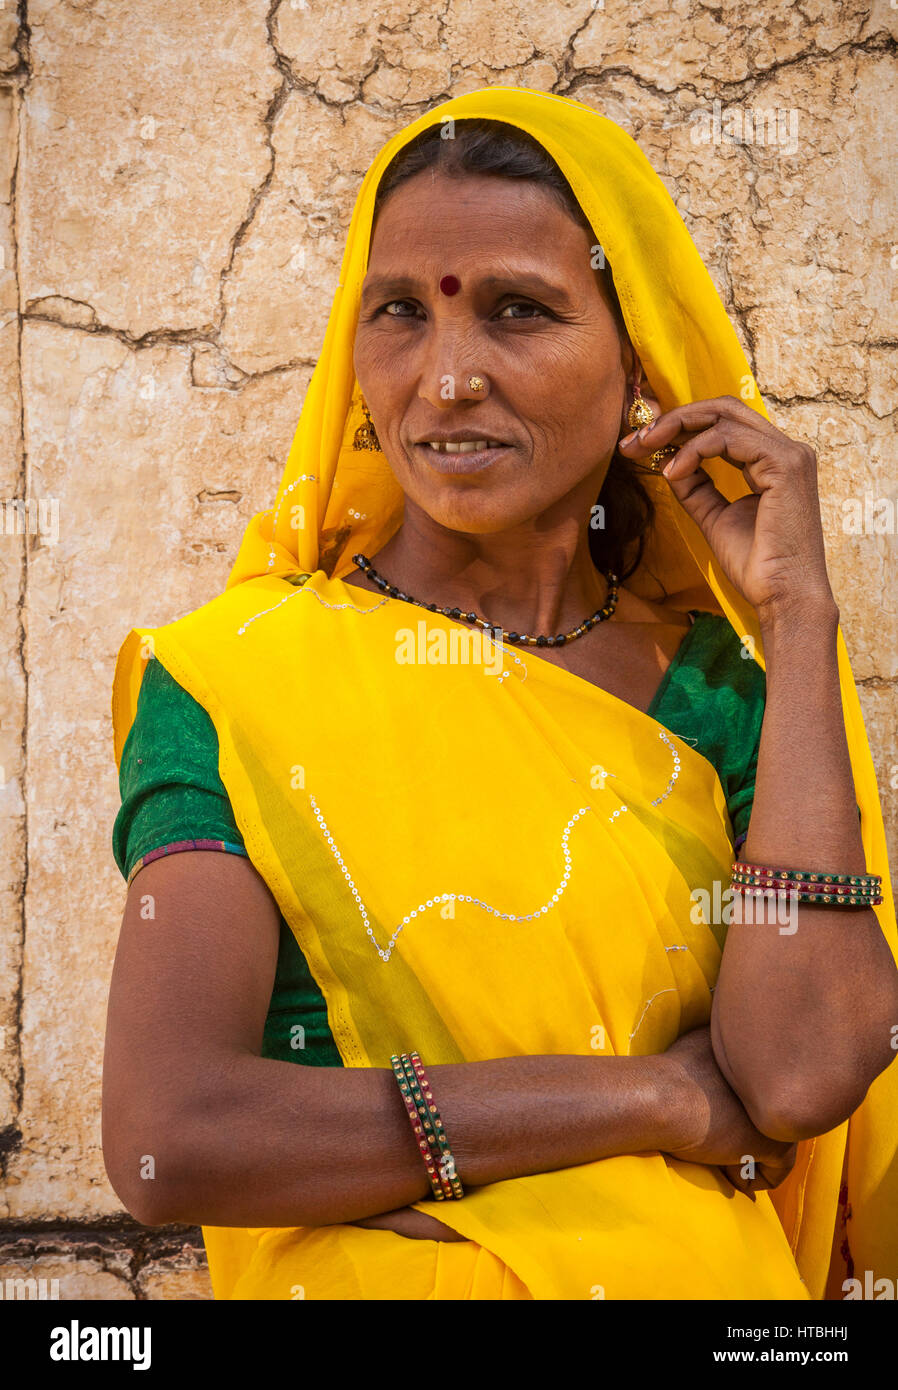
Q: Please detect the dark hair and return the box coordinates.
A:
[372,118,654,581]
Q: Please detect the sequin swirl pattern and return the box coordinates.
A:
[308,728,682,962]
[238,581,524,685]
[237,581,391,636]
[265,475,317,570]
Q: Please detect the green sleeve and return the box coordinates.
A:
[111,656,343,1069]
[648,612,765,845]
[112,656,245,882]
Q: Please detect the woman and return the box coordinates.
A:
[104,86,898,1301]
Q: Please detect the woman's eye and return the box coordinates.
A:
[496,301,548,320]
[382,300,419,316]
[377,298,548,320]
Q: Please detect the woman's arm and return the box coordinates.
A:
[102,851,788,1228]
[620,399,898,1144]
[711,598,898,1142]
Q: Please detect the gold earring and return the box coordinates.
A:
[353,398,381,452]
[625,386,676,473]
[627,385,655,432]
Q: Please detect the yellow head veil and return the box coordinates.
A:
[113,86,897,1297]
[228,85,774,640]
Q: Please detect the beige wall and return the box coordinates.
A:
[0,0,895,1299]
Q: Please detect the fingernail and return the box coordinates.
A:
[662,459,676,477]
[637,424,653,440]
[619,431,636,447]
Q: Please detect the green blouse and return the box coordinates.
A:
[112,610,766,1070]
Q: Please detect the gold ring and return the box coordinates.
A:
[650,444,678,472]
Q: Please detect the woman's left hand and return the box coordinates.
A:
[348,1206,468,1241]
[618,396,836,624]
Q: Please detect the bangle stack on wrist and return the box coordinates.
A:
[731,862,883,908]
[391,1050,464,1201]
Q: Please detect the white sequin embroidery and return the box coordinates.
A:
[239,582,689,1020]
[305,730,682,963]
[265,475,318,570]
[237,581,390,636]
[629,988,678,1045]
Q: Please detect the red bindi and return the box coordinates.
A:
[439,274,460,296]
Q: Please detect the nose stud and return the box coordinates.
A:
[439,274,460,296]
[467,376,485,392]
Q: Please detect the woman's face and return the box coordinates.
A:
[353,167,636,537]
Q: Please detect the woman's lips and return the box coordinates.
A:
[413,442,511,475]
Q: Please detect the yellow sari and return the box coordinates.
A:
[111,87,898,1300]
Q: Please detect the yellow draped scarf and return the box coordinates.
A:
[111,87,897,1300]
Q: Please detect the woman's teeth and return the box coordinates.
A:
[424,440,504,453]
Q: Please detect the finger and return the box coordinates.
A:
[756,1162,793,1191]
[666,465,761,545]
[618,420,767,495]
[659,423,771,483]
[720,1165,757,1199]
[622,412,816,503]
[757,1142,799,1184]
[665,463,729,520]
[619,396,780,452]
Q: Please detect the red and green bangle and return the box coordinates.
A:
[402,1052,464,1200]
[390,1053,446,1200]
[399,1057,455,1201]
[390,1051,464,1201]
[731,862,883,907]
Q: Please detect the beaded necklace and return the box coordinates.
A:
[352,553,619,647]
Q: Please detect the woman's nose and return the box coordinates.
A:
[416,334,491,408]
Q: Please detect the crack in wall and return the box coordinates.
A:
[197,489,242,504]
[7,0,31,83]
[555,0,604,90]
[561,27,897,100]
[0,1219,208,1298]
[3,44,27,1198]
[268,0,436,112]
[216,3,297,340]
[22,302,317,391]
[16,11,894,383]
[763,391,897,413]
[24,297,218,347]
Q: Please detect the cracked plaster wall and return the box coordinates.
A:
[0,0,895,1299]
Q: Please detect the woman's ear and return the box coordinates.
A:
[621,354,661,432]
[635,373,662,420]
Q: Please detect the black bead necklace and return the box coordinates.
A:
[351,553,620,647]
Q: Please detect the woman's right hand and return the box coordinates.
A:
[663,1025,798,1196]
